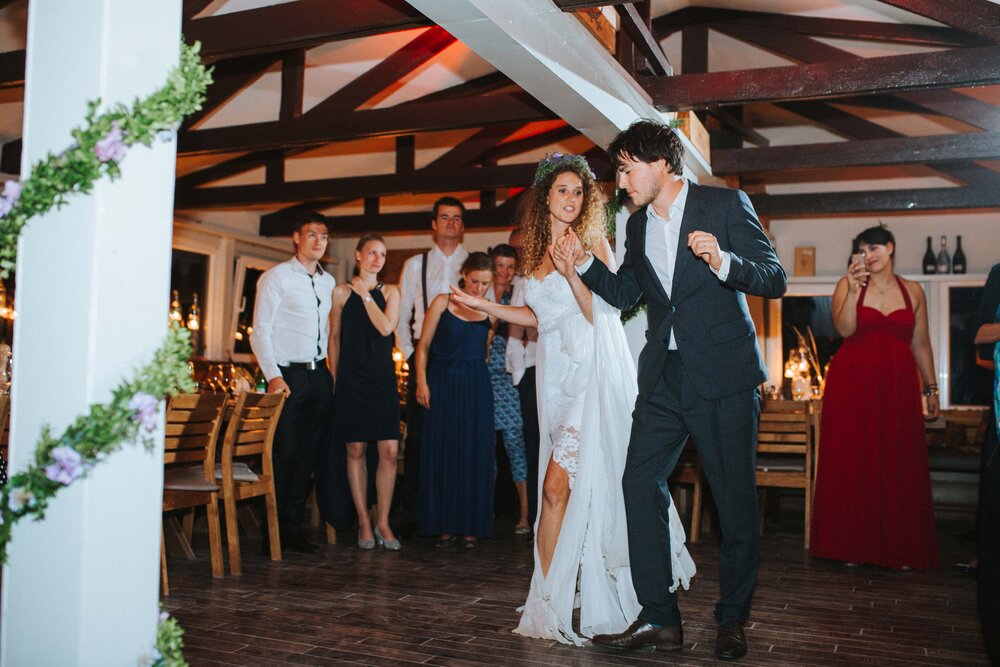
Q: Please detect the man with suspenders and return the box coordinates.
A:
[395,197,468,537]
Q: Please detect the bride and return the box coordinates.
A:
[451,153,695,645]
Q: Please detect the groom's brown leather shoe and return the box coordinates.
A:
[591,620,682,652]
[715,621,747,660]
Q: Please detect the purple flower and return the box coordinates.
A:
[95,122,127,163]
[158,610,170,623]
[129,392,159,432]
[44,446,84,485]
[0,180,21,217]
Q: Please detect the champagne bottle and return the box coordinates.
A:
[952,235,966,274]
[936,235,951,274]
[922,236,936,274]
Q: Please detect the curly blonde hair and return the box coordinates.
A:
[517,158,607,277]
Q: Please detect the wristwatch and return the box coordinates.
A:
[363,295,373,303]
[922,384,939,397]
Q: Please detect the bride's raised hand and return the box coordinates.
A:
[449,284,488,311]
[550,236,579,278]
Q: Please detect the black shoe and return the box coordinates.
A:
[716,621,747,661]
[592,620,682,652]
[281,535,320,554]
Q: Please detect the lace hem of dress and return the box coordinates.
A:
[552,424,581,490]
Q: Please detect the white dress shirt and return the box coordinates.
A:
[395,244,468,359]
[249,257,336,381]
[578,178,730,350]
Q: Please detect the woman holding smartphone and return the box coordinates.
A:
[810,224,940,570]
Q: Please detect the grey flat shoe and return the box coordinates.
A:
[374,527,401,551]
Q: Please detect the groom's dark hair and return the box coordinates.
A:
[607,119,685,176]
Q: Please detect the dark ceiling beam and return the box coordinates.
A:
[0,50,24,89]
[186,0,432,62]
[306,26,455,117]
[182,0,215,21]
[258,198,358,234]
[873,0,1000,43]
[643,45,1000,111]
[176,163,542,210]
[653,7,987,47]
[176,153,267,189]
[718,24,1000,134]
[707,108,770,147]
[423,125,524,171]
[265,198,523,237]
[486,124,581,161]
[716,23,1000,133]
[751,186,1000,217]
[181,53,281,129]
[776,101,1000,187]
[713,132,1000,174]
[280,50,305,121]
[615,3,672,76]
[553,0,635,9]
[400,71,513,105]
[178,92,555,156]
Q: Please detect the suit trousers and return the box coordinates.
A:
[517,366,540,523]
[272,364,333,540]
[627,351,760,626]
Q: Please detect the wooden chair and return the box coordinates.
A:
[218,392,285,575]
[755,400,815,549]
[669,439,704,544]
[161,393,228,595]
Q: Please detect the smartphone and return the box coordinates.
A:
[850,252,867,286]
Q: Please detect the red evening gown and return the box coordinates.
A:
[810,276,940,570]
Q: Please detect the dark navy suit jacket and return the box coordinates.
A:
[581,182,787,400]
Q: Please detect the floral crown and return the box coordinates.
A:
[533,153,596,185]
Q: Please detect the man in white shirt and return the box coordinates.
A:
[395,196,468,536]
[250,214,336,554]
[505,228,540,525]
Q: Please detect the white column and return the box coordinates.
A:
[1,2,180,665]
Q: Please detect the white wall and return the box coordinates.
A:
[770,213,999,278]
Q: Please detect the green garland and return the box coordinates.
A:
[0,41,212,278]
[0,41,211,666]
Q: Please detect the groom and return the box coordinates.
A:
[571,120,786,660]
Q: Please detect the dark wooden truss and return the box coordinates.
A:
[0,0,996,230]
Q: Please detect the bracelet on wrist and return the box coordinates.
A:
[922,385,939,397]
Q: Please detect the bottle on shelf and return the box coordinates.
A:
[168,289,183,325]
[186,293,200,331]
[922,236,937,275]
[935,235,951,274]
[952,235,966,274]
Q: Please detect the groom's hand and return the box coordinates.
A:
[687,230,722,271]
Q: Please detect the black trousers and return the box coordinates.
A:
[272,365,333,540]
[979,414,1000,664]
[627,351,760,626]
[399,352,424,528]
[517,366,540,523]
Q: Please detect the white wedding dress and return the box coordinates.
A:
[513,271,696,646]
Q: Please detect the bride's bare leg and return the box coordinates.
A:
[538,455,570,578]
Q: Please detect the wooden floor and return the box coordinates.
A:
[165,512,989,666]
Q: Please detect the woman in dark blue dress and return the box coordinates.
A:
[329,233,402,550]
[415,252,496,547]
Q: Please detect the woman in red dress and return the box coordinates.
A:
[811,225,941,570]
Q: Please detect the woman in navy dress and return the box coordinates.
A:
[488,244,530,533]
[329,232,402,550]
[415,252,496,547]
